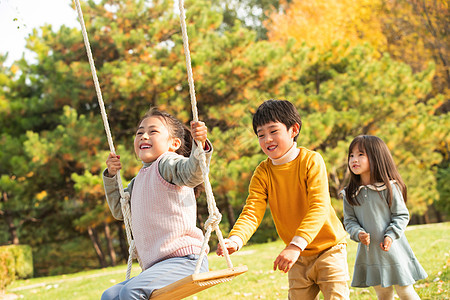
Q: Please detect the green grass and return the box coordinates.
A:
[6,222,449,299]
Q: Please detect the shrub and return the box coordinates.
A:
[7,245,33,279]
[0,249,15,291]
[0,244,33,291]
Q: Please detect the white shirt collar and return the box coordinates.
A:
[270,142,300,165]
[355,180,397,196]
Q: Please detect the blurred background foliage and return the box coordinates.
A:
[0,0,448,276]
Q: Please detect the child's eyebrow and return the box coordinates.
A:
[257,124,279,133]
[137,125,158,130]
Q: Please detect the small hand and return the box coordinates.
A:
[106,152,122,176]
[273,244,301,273]
[191,121,207,149]
[380,236,392,251]
[358,231,370,246]
[216,239,238,256]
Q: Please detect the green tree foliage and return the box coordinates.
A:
[379,0,449,109]
[212,0,292,40]
[0,0,447,276]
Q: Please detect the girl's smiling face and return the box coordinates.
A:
[256,121,299,160]
[348,144,371,185]
[134,116,180,163]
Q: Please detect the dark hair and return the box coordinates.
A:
[252,100,302,141]
[344,135,407,206]
[138,107,192,157]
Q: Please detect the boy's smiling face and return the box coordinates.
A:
[256,121,299,160]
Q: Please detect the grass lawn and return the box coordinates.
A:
[6,222,449,299]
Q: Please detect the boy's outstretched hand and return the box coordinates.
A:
[216,239,238,257]
[273,244,301,273]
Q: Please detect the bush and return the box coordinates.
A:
[0,249,15,291]
[0,244,33,291]
[8,245,33,279]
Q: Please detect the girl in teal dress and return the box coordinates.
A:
[342,135,427,299]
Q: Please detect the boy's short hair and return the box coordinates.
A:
[252,99,302,141]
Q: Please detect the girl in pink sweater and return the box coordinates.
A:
[102,108,212,300]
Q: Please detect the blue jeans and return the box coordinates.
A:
[101,254,209,300]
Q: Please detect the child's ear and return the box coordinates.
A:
[169,138,182,152]
[290,123,300,139]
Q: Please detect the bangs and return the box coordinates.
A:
[253,110,283,131]
[349,136,367,155]
[353,142,366,153]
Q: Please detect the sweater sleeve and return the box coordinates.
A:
[294,152,331,244]
[102,169,135,220]
[342,190,364,242]
[384,183,409,240]
[158,139,213,188]
[229,163,269,245]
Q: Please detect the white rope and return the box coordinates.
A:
[178,0,233,273]
[73,0,139,280]
[74,0,233,280]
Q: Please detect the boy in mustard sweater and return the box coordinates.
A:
[217,100,349,299]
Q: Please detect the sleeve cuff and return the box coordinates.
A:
[384,232,395,241]
[290,236,308,251]
[204,139,212,152]
[103,168,116,179]
[229,235,244,251]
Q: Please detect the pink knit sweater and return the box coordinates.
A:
[131,153,205,270]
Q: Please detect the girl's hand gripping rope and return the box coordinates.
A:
[106,153,121,177]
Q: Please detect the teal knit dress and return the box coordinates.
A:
[342,182,427,288]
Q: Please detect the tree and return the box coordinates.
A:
[212,0,292,40]
[265,0,385,54]
[265,0,449,111]
[379,0,449,111]
[0,0,447,277]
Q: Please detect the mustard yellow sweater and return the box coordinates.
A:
[230,147,347,256]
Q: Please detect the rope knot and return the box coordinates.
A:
[120,191,130,205]
[204,212,222,230]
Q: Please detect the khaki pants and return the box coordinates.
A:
[288,243,350,300]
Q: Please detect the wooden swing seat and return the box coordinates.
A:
[150,265,248,299]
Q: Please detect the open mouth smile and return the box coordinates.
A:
[140,143,152,150]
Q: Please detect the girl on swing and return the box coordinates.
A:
[102,107,211,300]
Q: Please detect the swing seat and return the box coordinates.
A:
[150,265,248,299]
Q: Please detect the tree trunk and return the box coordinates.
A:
[104,223,116,266]
[5,211,19,245]
[88,226,107,268]
[197,210,205,232]
[1,192,19,245]
[409,214,419,225]
[423,212,430,224]
[224,196,236,231]
[117,222,129,261]
[430,204,443,223]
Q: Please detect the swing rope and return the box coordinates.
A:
[177,0,233,273]
[74,0,233,280]
[73,0,140,280]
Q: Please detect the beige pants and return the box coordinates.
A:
[288,243,350,300]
